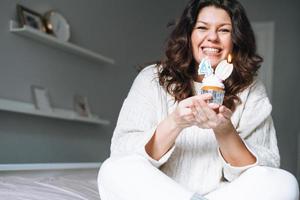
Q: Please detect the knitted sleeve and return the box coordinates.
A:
[110,66,173,167]
[221,80,280,181]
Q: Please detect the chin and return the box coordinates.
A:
[210,60,221,68]
[205,55,221,62]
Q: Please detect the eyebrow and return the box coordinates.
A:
[196,20,232,26]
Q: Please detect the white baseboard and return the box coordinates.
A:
[0,162,101,171]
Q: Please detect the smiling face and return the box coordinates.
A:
[191,6,233,69]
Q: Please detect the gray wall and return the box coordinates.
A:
[239,0,300,178]
[0,0,299,180]
[0,0,184,163]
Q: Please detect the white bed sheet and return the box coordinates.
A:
[0,168,101,200]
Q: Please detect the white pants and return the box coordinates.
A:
[98,155,299,200]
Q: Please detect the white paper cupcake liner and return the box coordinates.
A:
[200,89,225,105]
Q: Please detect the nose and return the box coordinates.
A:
[207,30,219,42]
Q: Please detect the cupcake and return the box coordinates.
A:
[198,57,233,105]
[200,75,225,104]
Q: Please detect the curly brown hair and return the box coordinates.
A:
[157,0,262,111]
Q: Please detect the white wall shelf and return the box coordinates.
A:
[9,20,115,65]
[0,98,110,125]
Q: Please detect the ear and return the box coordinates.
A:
[215,60,233,81]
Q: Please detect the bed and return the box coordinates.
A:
[0,163,101,200]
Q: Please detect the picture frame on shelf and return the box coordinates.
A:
[73,94,91,117]
[16,4,46,32]
[31,85,53,112]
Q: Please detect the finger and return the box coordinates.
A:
[179,107,193,116]
[191,105,198,116]
[184,115,196,123]
[208,103,220,110]
[219,106,232,119]
[174,108,195,127]
[179,98,195,108]
[182,94,212,110]
[195,93,213,102]
[194,101,208,122]
[199,100,218,121]
[197,123,210,129]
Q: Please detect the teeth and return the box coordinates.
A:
[203,48,220,53]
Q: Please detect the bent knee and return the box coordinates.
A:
[247,166,299,187]
[98,155,149,185]
[245,166,299,199]
[270,168,299,199]
[98,155,153,199]
[98,157,116,185]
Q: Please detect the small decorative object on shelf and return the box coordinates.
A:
[31,85,53,112]
[10,5,115,64]
[73,94,91,117]
[44,11,71,42]
[16,4,46,32]
[0,98,110,125]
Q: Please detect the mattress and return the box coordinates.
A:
[0,168,101,200]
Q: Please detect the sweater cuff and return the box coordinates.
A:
[138,126,175,168]
[218,139,258,182]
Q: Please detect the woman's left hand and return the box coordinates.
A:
[193,100,233,132]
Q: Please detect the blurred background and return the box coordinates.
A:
[0,0,299,185]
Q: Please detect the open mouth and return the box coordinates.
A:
[201,47,222,55]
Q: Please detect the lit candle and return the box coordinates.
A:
[200,54,234,105]
[227,54,232,64]
[214,54,234,81]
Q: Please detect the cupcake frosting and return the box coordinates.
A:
[198,57,234,91]
[201,74,224,89]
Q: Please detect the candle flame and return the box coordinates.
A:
[227,54,232,63]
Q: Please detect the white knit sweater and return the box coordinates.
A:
[110,65,280,195]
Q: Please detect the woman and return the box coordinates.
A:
[98,0,299,199]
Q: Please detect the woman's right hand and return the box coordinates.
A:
[145,93,213,160]
[169,93,213,129]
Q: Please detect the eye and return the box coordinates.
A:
[195,26,207,31]
[219,28,231,33]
